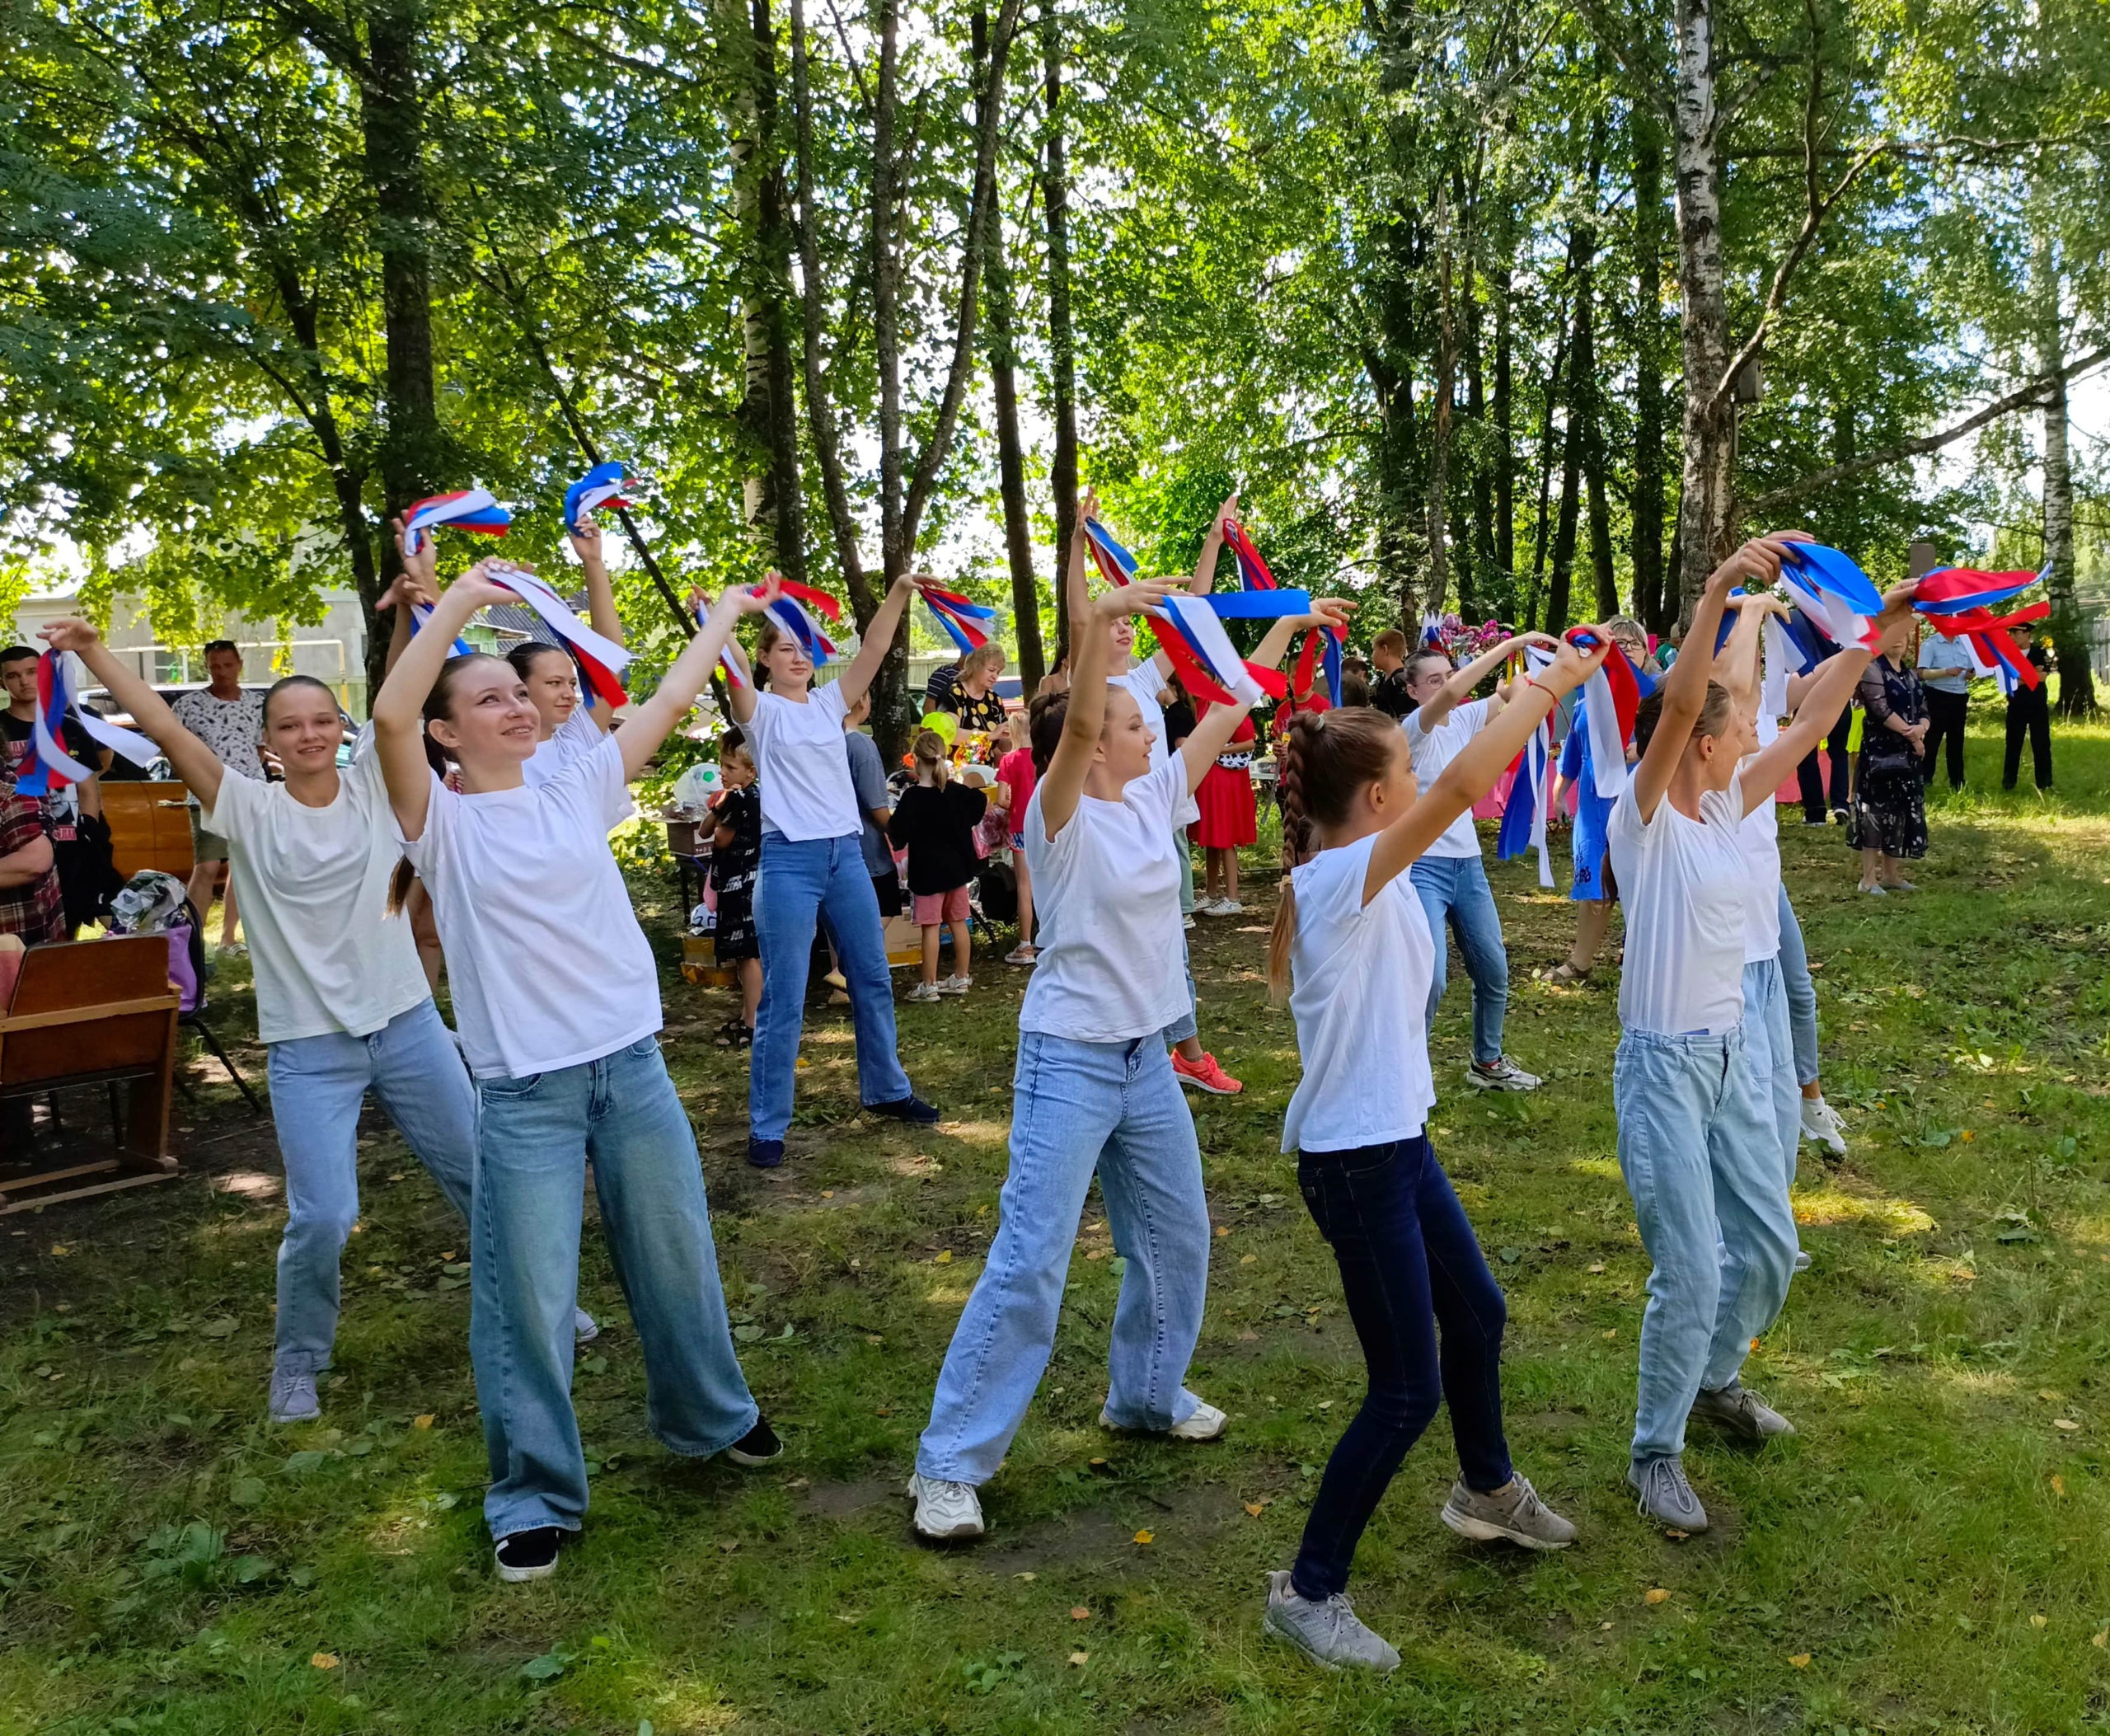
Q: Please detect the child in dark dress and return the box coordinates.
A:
[710,734,762,1044]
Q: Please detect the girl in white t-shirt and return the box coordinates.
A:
[512,518,627,787]
[1255,636,1603,1673]
[373,565,782,1587]
[1609,537,1911,1537]
[725,572,933,1171]
[907,520,1345,1546]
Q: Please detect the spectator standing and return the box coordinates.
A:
[922,643,1009,737]
[0,773,63,946]
[1369,631,1414,720]
[1848,626,1928,893]
[2002,623,2054,792]
[171,640,266,955]
[1916,630,1972,790]
[842,689,903,919]
[1,645,110,935]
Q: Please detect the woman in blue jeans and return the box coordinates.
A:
[377,564,782,1584]
[1607,537,1912,1535]
[43,579,596,1428]
[727,570,936,1169]
[908,522,1346,1543]
[1258,643,1603,1672]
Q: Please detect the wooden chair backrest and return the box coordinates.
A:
[0,936,180,1089]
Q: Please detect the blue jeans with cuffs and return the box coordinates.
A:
[1409,854,1509,1064]
[917,1031,1209,1485]
[1614,1024,1798,1462]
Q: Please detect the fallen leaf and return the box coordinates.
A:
[1236,1330,1259,1342]
[1663,1527,1690,1541]
[1960,1129,1976,1142]
[1602,1330,1617,1340]
[719,1540,739,1553]
[1240,1254,1257,1266]
[2040,1390,2063,1401]
[311,1653,340,1670]
[1090,1457,1108,1467]
[1068,1651,1089,1667]
[2051,1475,2066,1496]
[1132,1529,1154,1546]
[1070,1607,1091,1621]
[1644,1588,1669,1606]
[2094,1630,2108,1649]
[1599,1621,1614,1631]
[1013,1571,1036,1581]
[1586,1262,1606,1274]
[1215,1225,1230,1237]
[934,1250,953,1265]
[1245,1502,1265,1517]
[413,1415,434,1430]
[49,1245,69,1256]
[439,1250,457,1261]
[1085,1249,1105,1261]
[2031,1614,2048,1630]
[821,1189,835,1199]
[1789,1653,1811,1669]
[2054,1419,2080,1432]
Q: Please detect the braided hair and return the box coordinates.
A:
[1266,706,1409,1002]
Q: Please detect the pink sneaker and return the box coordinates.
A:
[1171,1049,1242,1096]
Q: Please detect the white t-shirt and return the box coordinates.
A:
[1607,772,1751,1036]
[741,683,858,841]
[201,738,429,1044]
[1112,662,1201,828]
[1737,713,1782,962]
[523,706,604,789]
[1403,697,1493,858]
[1020,758,1189,1042]
[400,734,659,1079]
[1282,833,1437,1154]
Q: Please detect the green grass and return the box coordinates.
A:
[5,712,2110,1734]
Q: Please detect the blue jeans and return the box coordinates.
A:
[1614,1025,1797,1461]
[1409,855,1508,1064]
[917,1032,1209,1485]
[267,1001,475,1377]
[1775,886,1820,1087]
[751,832,913,1142]
[473,1036,757,1541]
[1292,1135,1512,1601]
[1742,956,1801,1193]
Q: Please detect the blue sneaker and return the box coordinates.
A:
[747,1137,785,1169]
[867,1093,939,1125]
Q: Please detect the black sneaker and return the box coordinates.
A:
[724,1416,783,1466]
[747,1137,785,1169]
[867,1093,940,1124]
[494,1526,564,1584]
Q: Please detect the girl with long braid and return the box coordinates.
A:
[1255,631,1606,1672]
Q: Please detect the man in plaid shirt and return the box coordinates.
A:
[0,771,63,946]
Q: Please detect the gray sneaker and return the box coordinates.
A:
[1439,1474,1578,1550]
[1261,1569,1400,1673]
[1690,1380,1796,1442]
[269,1368,320,1424]
[1627,1454,1709,1531]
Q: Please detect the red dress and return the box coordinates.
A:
[1190,710,1258,849]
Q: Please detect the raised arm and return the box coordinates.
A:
[570,519,625,648]
[1719,592,1776,719]
[1364,631,1608,903]
[1739,583,1917,811]
[620,582,781,781]
[39,620,227,810]
[1185,492,1236,597]
[1418,632,1559,731]
[1039,575,1180,840]
[1179,598,1354,791]
[828,572,912,712]
[373,565,514,842]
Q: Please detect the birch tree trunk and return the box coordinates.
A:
[1423,214,1456,617]
[2033,223,2094,715]
[1630,114,1670,634]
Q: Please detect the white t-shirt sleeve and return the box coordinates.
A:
[579,732,636,831]
[814,682,852,727]
[197,762,264,839]
[397,771,455,869]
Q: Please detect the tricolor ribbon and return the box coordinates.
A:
[1082,518,1138,589]
[762,579,842,666]
[917,582,997,656]
[1567,629,1656,800]
[401,488,510,556]
[1912,563,2047,617]
[1929,598,2050,691]
[1779,543,1883,652]
[485,562,632,710]
[1146,594,1265,708]
[13,651,161,796]
[1496,645,1558,888]
[1082,518,1289,706]
[1221,518,1278,590]
[563,462,639,536]
[409,603,475,658]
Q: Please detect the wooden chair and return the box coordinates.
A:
[0,935,181,1213]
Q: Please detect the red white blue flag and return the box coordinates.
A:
[14,651,160,796]
[402,489,510,556]
[1779,543,1883,651]
[1568,629,1655,800]
[1497,645,1558,887]
[485,562,631,710]
[563,462,638,535]
[917,583,997,656]
[1221,518,1278,590]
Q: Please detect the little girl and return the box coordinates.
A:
[710,734,762,1044]
[1190,702,1257,914]
[996,711,1037,964]
[1257,634,1605,1672]
[887,729,987,1002]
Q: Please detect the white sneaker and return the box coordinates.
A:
[1204,898,1244,917]
[907,1472,984,1540]
[905,981,942,1003]
[1799,1096,1847,1156]
[574,1307,599,1344]
[937,974,972,996]
[1467,1056,1542,1092]
[1182,913,1196,930]
[1099,1397,1228,1442]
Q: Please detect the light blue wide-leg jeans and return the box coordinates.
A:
[1742,955,1803,1193]
[1775,885,1822,1089]
[917,1031,1211,1485]
[1409,854,1511,1064]
[268,999,476,1377]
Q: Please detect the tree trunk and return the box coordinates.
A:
[1586,413,1617,620]
[1525,297,1570,628]
[978,12,1045,696]
[358,0,442,697]
[1631,112,1670,635]
[1423,216,1456,618]
[1043,0,1078,666]
[2034,223,2094,716]
[1493,237,1514,592]
[1671,0,1736,626]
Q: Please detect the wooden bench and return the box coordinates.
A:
[0,935,181,1213]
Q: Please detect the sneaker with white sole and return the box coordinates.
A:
[937,974,972,996]
[1627,1453,1709,1531]
[1799,1095,1847,1156]
[905,980,942,1003]
[1099,1397,1228,1441]
[1262,1569,1400,1672]
[1467,1056,1541,1091]
[907,1472,985,1540]
[269,1368,320,1424]
[1438,1474,1577,1550]
[574,1307,599,1344]
[494,1525,564,1583]
[724,1415,784,1466]
[1690,1379,1796,1442]
[1794,1248,1812,1272]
